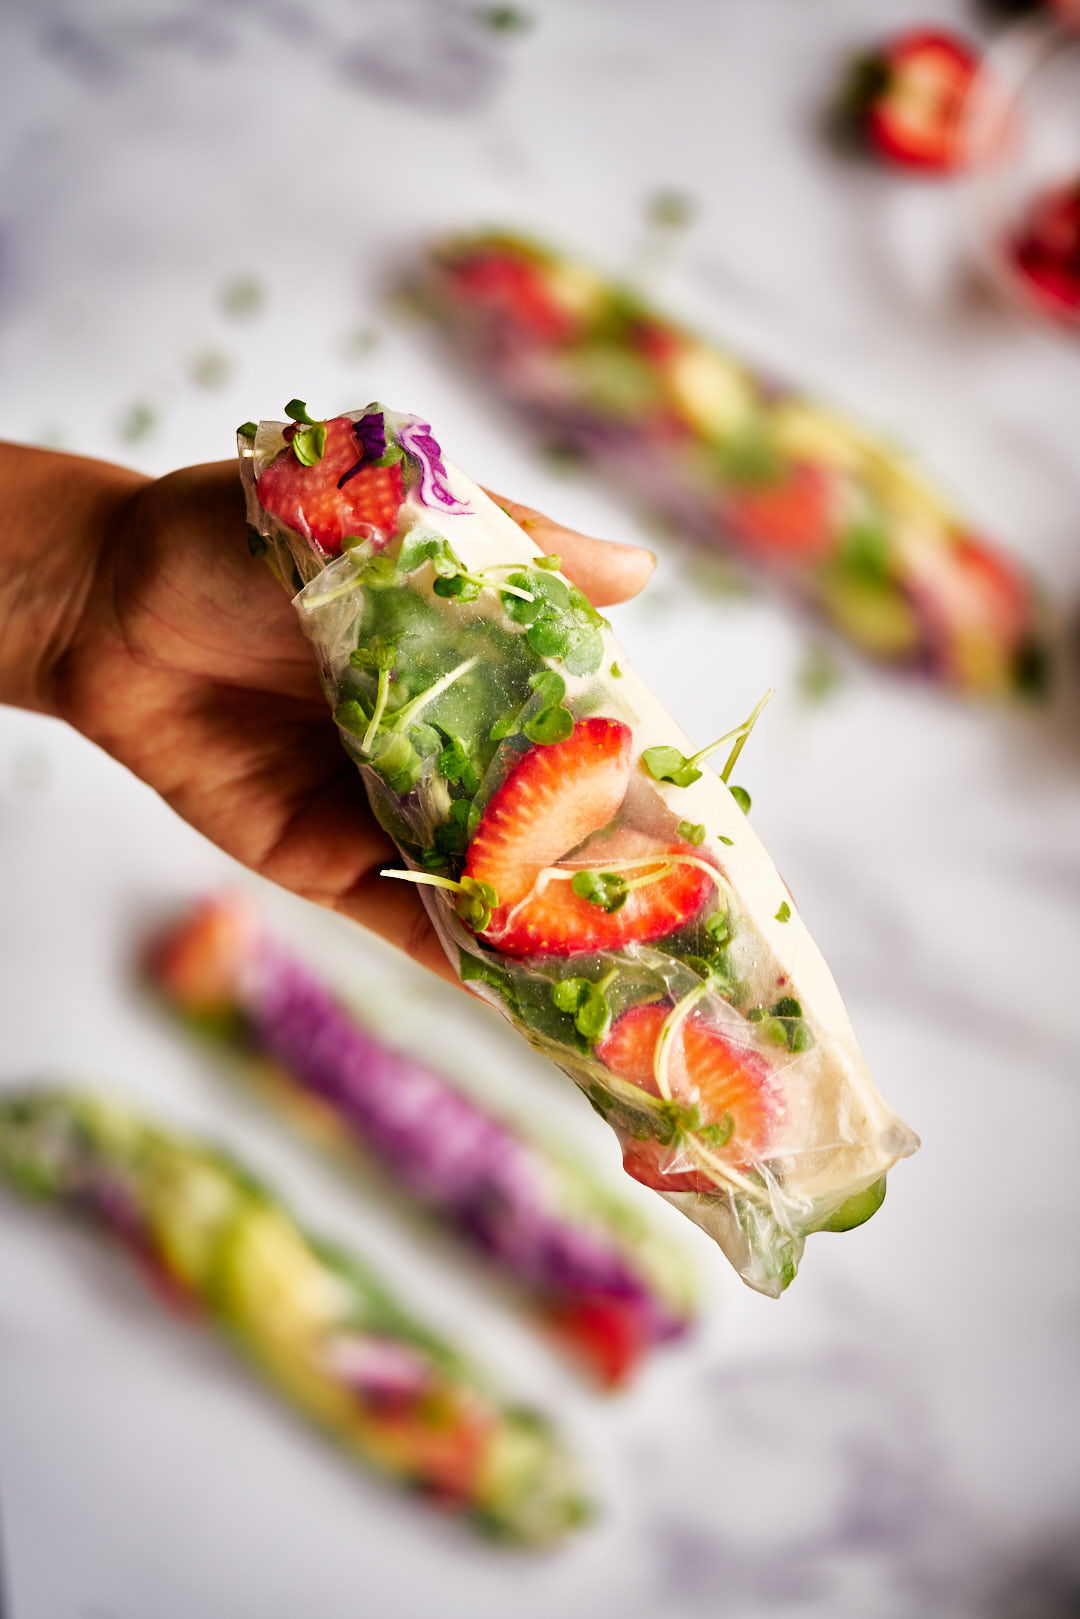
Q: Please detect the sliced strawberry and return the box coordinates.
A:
[485,827,713,958]
[724,463,835,564]
[464,718,632,915]
[146,896,247,1016]
[598,1002,781,1193]
[543,1299,648,1389]
[448,248,577,344]
[1008,177,1080,326]
[843,29,982,174]
[257,416,404,557]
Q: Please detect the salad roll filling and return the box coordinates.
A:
[240,403,919,1296]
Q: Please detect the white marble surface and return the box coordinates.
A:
[1,2,1080,1616]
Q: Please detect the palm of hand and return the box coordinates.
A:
[56,461,650,976]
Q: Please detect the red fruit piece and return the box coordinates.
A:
[598,1002,781,1193]
[949,535,1031,646]
[724,463,834,564]
[146,897,247,1016]
[486,826,713,958]
[257,416,404,556]
[543,1299,648,1389]
[464,718,632,916]
[1008,176,1080,326]
[846,28,982,174]
[448,249,577,344]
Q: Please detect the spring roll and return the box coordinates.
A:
[238,402,919,1296]
[417,232,1048,698]
[0,1088,586,1543]
[147,895,696,1386]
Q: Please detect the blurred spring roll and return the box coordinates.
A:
[147,895,697,1387]
[237,402,918,1296]
[0,1088,587,1544]
[418,231,1049,698]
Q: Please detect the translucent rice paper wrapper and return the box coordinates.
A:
[240,406,919,1297]
[418,232,1051,700]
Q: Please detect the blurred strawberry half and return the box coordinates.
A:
[1008,176,1080,325]
[840,28,983,174]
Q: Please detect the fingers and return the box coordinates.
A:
[483,491,656,608]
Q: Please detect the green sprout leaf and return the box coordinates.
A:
[677,821,706,846]
[699,1113,734,1149]
[774,900,791,922]
[610,662,623,678]
[535,553,561,571]
[292,422,327,466]
[550,967,618,1043]
[284,399,322,426]
[528,670,566,707]
[730,785,752,815]
[643,746,702,788]
[570,870,629,914]
[523,706,574,745]
[237,421,258,441]
[437,737,480,793]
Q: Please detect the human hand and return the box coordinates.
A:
[13,449,654,978]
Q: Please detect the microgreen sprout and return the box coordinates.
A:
[381,869,499,932]
[551,966,619,1043]
[535,554,561,571]
[237,421,258,441]
[775,901,791,923]
[349,636,399,754]
[398,533,535,605]
[284,399,327,466]
[747,996,814,1053]
[643,688,773,790]
[501,569,605,676]
[610,663,623,678]
[491,671,573,749]
[436,736,480,793]
[677,821,705,846]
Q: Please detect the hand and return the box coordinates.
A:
[12,449,654,978]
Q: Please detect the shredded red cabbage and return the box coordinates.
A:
[337,411,388,491]
[398,418,472,514]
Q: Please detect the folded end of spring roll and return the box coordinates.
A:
[237,403,919,1296]
[0,1088,589,1545]
[146,893,699,1387]
[416,231,1051,701]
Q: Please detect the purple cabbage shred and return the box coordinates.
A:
[398,418,472,515]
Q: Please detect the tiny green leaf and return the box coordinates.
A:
[730,784,752,815]
[535,553,561,570]
[570,869,628,913]
[718,834,734,846]
[237,421,258,441]
[529,670,566,707]
[772,996,802,1019]
[789,1022,816,1053]
[523,706,574,746]
[677,821,706,846]
[699,1113,734,1149]
[284,399,321,425]
[552,978,590,1015]
[292,421,327,466]
[774,900,791,922]
[643,746,701,788]
[610,662,623,678]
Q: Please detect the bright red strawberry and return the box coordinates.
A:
[485,827,713,958]
[257,416,404,556]
[543,1299,648,1389]
[449,248,578,344]
[842,29,982,174]
[1009,176,1080,326]
[724,463,835,564]
[463,718,632,915]
[598,1002,781,1193]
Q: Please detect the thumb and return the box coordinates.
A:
[483,491,656,608]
